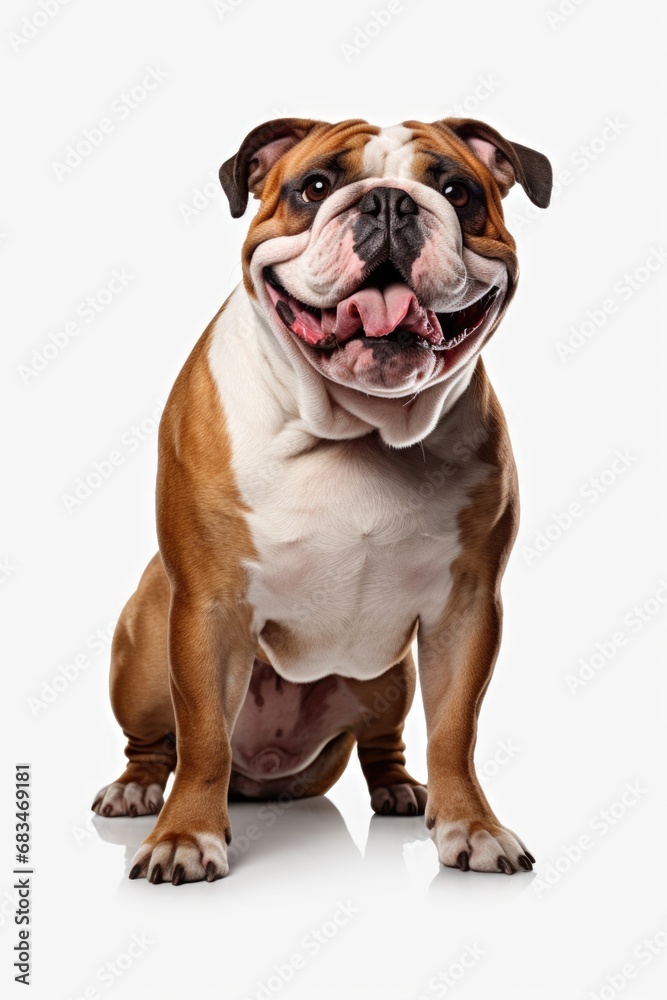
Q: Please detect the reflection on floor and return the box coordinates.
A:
[92,794,533,902]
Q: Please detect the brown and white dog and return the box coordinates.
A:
[92,117,552,884]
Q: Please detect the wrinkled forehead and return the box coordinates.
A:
[274,119,495,191]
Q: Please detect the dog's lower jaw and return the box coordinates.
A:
[238,288,483,449]
[259,273,505,399]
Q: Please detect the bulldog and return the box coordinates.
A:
[92,116,552,884]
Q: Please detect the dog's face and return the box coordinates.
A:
[220,118,551,397]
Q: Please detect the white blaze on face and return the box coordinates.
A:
[361,124,416,180]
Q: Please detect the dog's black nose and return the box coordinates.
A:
[358,187,419,224]
[354,187,423,272]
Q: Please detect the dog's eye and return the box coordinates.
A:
[442,181,470,208]
[302,176,332,203]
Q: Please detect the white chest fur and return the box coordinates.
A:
[208,291,490,681]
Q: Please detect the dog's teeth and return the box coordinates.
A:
[276,300,295,328]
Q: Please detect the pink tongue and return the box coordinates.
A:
[321,283,443,345]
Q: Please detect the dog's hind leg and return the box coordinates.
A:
[92,554,177,817]
[348,653,427,816]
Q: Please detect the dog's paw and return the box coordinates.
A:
[128,832,229,885]
[92,781,164,817]
[429,818,534,874]
[371,783,428,816]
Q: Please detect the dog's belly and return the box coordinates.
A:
[230,660,359,781]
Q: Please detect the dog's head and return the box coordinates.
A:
[220,118,551,397]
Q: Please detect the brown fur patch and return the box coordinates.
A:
[406,120,519,288]
[138,300,260,849]
[418,359,519,827]
[241,119,379,294]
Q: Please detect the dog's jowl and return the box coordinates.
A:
[92,116,552,884]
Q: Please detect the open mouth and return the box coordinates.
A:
[264,262,500,357]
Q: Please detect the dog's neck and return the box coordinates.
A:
[238,286,478,449]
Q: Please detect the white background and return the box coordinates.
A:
[2,1,666,998]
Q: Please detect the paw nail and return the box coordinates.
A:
[525,851,536,864]
[102,804,112,816]
[457,851,469,872]
[518,854,533,871]
[497,855,513,875]
[149,864,163,885]
[129,864,142,880]
[172,864,186,886]
[205,861,219,882]
[128,804,137,817]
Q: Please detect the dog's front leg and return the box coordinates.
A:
[126,336,259,885]
[418,582,534,875]
[128,591,255,885]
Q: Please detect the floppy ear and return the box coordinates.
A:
[219,117,324,218]
[441,118,553,208]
